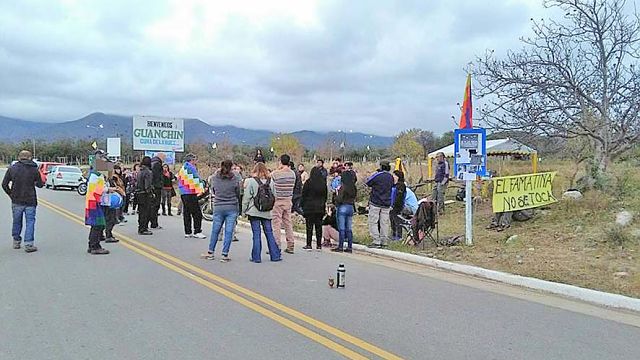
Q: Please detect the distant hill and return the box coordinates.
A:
[0,112,393,149]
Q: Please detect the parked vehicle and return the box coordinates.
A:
[45,166,85,190]
[38,162,64,183]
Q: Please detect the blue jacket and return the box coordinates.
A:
[366,171,394,208]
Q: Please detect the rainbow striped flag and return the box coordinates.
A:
[178,162,205,195]
[458,74,473,129]
[85,171,106,226]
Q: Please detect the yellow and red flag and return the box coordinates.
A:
[458,74,473,129]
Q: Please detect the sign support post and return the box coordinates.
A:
[465,179,473,245]
[453,128,487,246]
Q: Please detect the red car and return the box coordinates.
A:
[38,162,64,183]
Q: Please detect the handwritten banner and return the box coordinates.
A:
[492,172,557,213]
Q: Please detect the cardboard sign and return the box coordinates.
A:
[492,172,557,213]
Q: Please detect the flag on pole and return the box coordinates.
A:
[91,141,98,150]
[458,74,473,129]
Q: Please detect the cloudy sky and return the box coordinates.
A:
[0,0,545,135]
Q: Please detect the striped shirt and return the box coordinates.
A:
[271,168,296,199]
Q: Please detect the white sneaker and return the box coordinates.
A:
[193,233,207,239]
[185,234,194,238]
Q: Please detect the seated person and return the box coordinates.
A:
[322,204,339,247]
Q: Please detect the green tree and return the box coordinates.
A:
[270,134,304,161]
[391,130,423,162]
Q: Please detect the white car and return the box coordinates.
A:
[46,166,85,190]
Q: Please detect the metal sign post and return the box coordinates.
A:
[453,128,487,246]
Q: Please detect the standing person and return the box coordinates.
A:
[390,170,408,241]
[202,160,240,262]
[242,162,281,263]
[85,167,110,255]
[230,163,245,242]
[297,163,309,184]
[322,205,339,247]
[177,154,207,239]
[329,157,343,176]
[365,161,394,248]
[290,161,303,216]
[111,164,127,224]
[316,159,328,179]
[270,154,297,254]
[332,170,357,253]
[301,167,327,251]
[254,149,266,164]
[149,153,165,229]
[126,163,139,215]
[136,156,154,235]
[432,152,450,215]
[161,164,176,216]
[2,150,43,253]
[344,161,358,182]
[104,169,124,243]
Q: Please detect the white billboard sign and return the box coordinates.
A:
[133,116,184,152]
[106,137,121,157]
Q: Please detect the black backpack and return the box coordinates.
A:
[253,177,275,212]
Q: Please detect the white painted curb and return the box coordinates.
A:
[235,219,640,313]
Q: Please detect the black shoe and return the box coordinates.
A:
[90,248,110,255]
[331,248,344,252]
[284,248,294,254]
[151,226,163,230]
[232,237,239,242]
[138,230,153,235]
[302,245,312,251]
[344,248,353,253]
[105,237,119,243]
[24,244,38,253]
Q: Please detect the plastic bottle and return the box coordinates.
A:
[337,263,346,289]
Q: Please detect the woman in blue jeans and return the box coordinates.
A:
[241,162,281,263]
[202,160,240,262]
[332,170,357,253]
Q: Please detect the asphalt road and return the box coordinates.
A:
[1,170,640,359]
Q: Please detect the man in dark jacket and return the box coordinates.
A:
[365,161,394,248]
[149,153,165,229]
[289,161,303,216]
[136,156,154,235]
[2,150,44,252]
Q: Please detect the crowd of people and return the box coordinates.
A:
[3,148,434,260]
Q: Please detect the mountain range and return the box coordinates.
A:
[0,113,394,149]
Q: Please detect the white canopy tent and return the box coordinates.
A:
[427,138,538,178]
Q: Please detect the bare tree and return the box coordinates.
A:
[475,0,640,180]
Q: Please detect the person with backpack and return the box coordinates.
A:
[365,161,394,248]
[202,160,241,262]
[270,154,297,254]
[301,167,328,251]
[332,170,357,253]
[177,154,207,239]
[242,162,281,263]
[2,150,43,253]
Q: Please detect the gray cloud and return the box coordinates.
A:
[0,0,544,135]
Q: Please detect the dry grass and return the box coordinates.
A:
[191,158,640,298]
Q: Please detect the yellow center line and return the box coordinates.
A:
[39,198,404,360]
